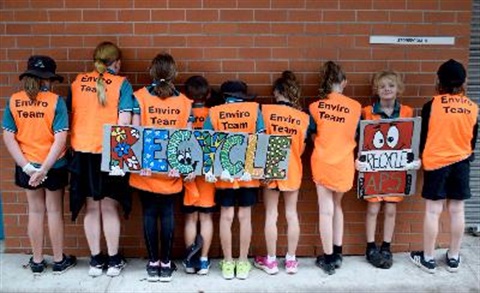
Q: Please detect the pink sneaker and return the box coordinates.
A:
[254,256,279,275]
[285,259,299,274]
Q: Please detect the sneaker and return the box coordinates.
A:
[106,254,127,277]
[285,259,299,274]
[159,262,177,282]
[315,255,335,275]
[380,249,393,269]
[220,260,235,280]
[254,256,279,275]
[28,258,47,275]
[197,259,211,275]
[88,254,106,277]
[236,260,252,280]
[366,246,384,268]
[52,254,77,275]
[409,251,436,274]
[183,257,198,274]
[332,253,343,269]
[185,234,203,263]
[445,251,460,273]
[146,263,160,282]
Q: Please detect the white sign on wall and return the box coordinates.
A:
[369,36,455,45]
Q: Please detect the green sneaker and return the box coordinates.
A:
[236,260,251,280]
[220,260,235,280]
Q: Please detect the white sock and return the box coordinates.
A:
[423,255,434,262]
[267,255,276,262]
[447,251,459,260]
[200,257,208,261]
[286,253,296,261]
[160,261,171,268]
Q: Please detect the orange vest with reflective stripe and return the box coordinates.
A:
[184,105,216,207]
[361,103,414,203]
[209,102,260,189]
[309,92,362,192]
[423,94,478,170]
[10,91,64,164]
[129,87,193,194]
[70,71,125,153]
[262,104,310,191]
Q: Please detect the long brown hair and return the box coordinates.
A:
[22,76,41,101]
[318,61,346,99]
[273,70,302,110]
[150,53,177,99]
[93,41,122,106]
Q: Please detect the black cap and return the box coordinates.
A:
[437,59,466,88]
[19,55,64,82]
[220,80,255,100]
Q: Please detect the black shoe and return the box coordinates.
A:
[409,251,436,274]
[29,258,47,275]
[159,262,177,282]
[366,246,384,268]
[106,254,127,277]
[445,251,460,273]
[185,234,203,263]
[89,253,107,277]
[146,263,160,282]
[332,253,343,269]
[315,255,335,275]
[380,249,393,269]
[52,254,77,275]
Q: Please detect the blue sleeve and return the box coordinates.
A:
[255,108,265,133]
[307,115,316,135]
[118,79,134,113]
[188,109,195,123]
[203,115,213,130]
[132,92,140,115]
[1,99,17,133]
[53,97,69,133]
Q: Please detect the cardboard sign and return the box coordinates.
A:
[357,117,421,198]
[101,125,291,179]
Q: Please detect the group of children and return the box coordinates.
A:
[2,41,478,281]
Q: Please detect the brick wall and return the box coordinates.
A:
[0,0,472,258]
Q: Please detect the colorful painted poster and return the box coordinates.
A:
[101,125,291,179]
[357,117,421,199]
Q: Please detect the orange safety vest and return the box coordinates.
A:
[208,102,260,189]
[423,94,478,170]
[262,104,310,191]
[309,92,362,192]
[184,105,216,207]
[129,87,193,194]
[10,91,65,164]
[361,103,414,203]
[70,71,125,153]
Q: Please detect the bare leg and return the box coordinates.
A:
[220,206,234,261]
[263,188,280,257]
[238,206,252,261]
[100,197,121,256]
[84,198,101,255]
[447,200,465,256]
[383,203,397,243]
[184,212,198,247]
[332,192,344,247]
[366,202,381,243]
[283,190,300,256]
[199,213,213,258]
[316,184,334,254]
[423,199,444,256]
[45,189,64,262]
[26,189,46,263]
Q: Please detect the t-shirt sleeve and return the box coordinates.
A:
[1,99,17,133]
[118,79,134,113]
[53,96,69,133]
[255,108,265,133]
[203,115,213,130]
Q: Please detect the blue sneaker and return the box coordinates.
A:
[183,258,196,274]
[197,259,211,275]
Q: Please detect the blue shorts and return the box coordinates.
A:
[422,159,471,201]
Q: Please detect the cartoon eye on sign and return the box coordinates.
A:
[363,122,412,151]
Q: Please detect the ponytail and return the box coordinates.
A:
[318,61,346,99]
[94,60,108,106]
[92,41,122,107]
[273,70,302,110]
[150,53,177,99]
[23,76,41,101]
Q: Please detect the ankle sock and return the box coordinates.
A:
[424,255,434,262]
[267,255,276,262]
[381,241,391,251]
[324,253,334,264]
[367,242,377,251]
[200,257,208,262]
[333,245,342,255]
[285,253,296,262]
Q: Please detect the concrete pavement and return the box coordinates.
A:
[0,234,478,292]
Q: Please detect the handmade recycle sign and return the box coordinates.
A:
[101,125,292,179]
[357,117,421,199]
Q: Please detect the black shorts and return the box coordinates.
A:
[216,188,258,207]
[68,151,132,221]
[181,204,219,214]
[422,159,471,201]
[15,165,68,191]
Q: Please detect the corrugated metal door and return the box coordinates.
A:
[466,0,480,232]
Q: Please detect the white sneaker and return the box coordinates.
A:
[88,266,103,277]
[106,257,127,277]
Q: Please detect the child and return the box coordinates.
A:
[410,59,478,273]
[2,55,76,274]
[309,61,362,275]
[254,71,310,275]
[129,53,193,282]
[203,80,265,280]
[69,41,133,277]
[359,70,414,269]
[181,75,216,275]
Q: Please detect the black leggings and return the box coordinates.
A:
[139,190,177,263]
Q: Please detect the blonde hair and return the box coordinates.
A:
[273,70,302,110]
[318,61,346,99]
[23,76,41,101]
[150,53,177,99]
[93,42,121,106]
[372,70,405,96]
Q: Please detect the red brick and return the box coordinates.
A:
[323,10,355,22]
[406,0,440,10]
[254,10,288,22]
[16,36,50,48]
[272,0,306,8]
[134,23,169,35]
[425,12,456,23]
[186,9,219,21]
[390,11,424,23]
[14,10,48,22]
[306,0,338,9]
[169,23,203,34]
[372,48,406,60]
[134,0,167,8]
[340,49,372,60]
[168,0,201,8]
[238,48,271,59]
[83,10,118,21]
[322,36,354,48]
[3,0,30,9]
[340,0,373,9]
[48,10,82,22]
[440,0,472,10]
[238,0,271,8]
[65,0,99,8]
[373,0,406,9]
[6,24,32,34]
[256,60,289,72]
[187,61,221,72]
[7,49,34,60]
[119,36,152,47]
[222,60,255,72]
[186,36,220,47]
[100,0,132,8]
[357,10,388,22]
[151,9,185,21]
[237,23,271,34]
[288,36,323,48]
[203,0,236,8]
[220,36,254,47]
[255,36,287,47]
[170,48,203,60]
[270,23,305,34]
[118,9,150,21]
[203,23,238,34]
[219,9,254,22]
[272,48,305,59]
[153,36,187,47]
[371,24,406,35]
